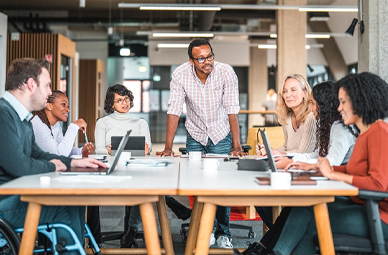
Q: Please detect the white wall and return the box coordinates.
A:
[149,39,250,66]
[0,12,7,96]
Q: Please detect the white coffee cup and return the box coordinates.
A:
[203,158,220,171]
[270,172,292,189]
[119,151,132,165]
[189,151,202,161]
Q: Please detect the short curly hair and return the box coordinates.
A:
[335,72,388,126]
[188,38,213,59]
[104,84,134,114]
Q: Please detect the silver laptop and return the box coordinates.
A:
[259,128,327,180]
[61,130,132,175]
[111,136,145,156]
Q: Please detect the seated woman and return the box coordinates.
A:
[31,90,100,245]
[31,90,94,156]
[255,74,317,227]
[238,72,388,255]
[257,74,317,169]
[236,81,357,255]
[95,84,191,248]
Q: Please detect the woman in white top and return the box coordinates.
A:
[31,90,94,156]
[257,74,317,169]
[95,85,151,155]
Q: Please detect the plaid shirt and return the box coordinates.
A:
[167,61,240,146]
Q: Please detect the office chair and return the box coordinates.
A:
[0,216,101,255]
[179,145,257,242]
[314,190,388,254]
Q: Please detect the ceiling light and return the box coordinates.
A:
[309,12,330,21]
[152,32,214,38]
[120,48,130,56]
[270,34,277,38]
[345,18,358,37]
[139,5,221,11]
[299,6,357,12]
[119,3,357,12]
[305,34,330,38]
[157,43,190,48]
[79,0,85,8]
[256,44,323,49]
[138,66,147,72]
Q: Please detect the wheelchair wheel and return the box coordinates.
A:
[0,218,20,255]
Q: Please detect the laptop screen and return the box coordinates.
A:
[259,129,278,172]
[107,130,132,174]
[111,136,145,156]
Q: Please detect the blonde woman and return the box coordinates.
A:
[257,74,316,169]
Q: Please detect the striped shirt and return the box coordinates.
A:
[167,61,240,146]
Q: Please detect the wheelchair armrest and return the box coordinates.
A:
[241,145,252,154]
[179,147,187,155]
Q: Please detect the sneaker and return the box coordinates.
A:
[217,236,233,249]
[120,227,137,248]
[209,233,216,246]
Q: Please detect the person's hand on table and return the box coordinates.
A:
[82,143,95,155]
[285,161,315,171]
[107,144,112,155]
[156,148,175,157]
[274,156,293,169]
[230,147,247,157]
[71,158,107,168]
[317,156,334,178]
[50,159,67,172]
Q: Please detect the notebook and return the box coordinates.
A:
[61,130,132,175]
[259,128,327,180]
[111,136,145,156]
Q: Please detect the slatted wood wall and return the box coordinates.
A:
[79,59,104,143]
[6,33,76,120]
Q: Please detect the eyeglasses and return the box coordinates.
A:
[192,54,215,64]
[114,96,130,104]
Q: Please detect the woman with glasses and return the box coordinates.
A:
[95,84,151,155]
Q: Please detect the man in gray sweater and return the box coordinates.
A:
[0,58,106,252]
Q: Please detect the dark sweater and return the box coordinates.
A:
[0,98,72,185]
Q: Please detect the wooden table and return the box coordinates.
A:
[178,159,358,255]
[0,157,180,255]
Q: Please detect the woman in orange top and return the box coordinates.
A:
[237,72,388,255]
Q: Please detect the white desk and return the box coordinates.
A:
[178,159,358,255]
[0,157,180,255]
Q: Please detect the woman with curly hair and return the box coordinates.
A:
[94,84,151,155]
[257,74,317,169]
[239,72,388,255]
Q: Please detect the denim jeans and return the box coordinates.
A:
[272,196,388,255]
[0,195,85,255]
[128,205,142,231]
[186,132,232,238]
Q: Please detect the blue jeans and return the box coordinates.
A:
[128,205,142,231]
[272,196,388,255]
[0,195,85,255]
[186,132,232,238]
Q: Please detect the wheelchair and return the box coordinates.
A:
[0,216,101,255]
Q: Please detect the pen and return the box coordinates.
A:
[84,132,89,143]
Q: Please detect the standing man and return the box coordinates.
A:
[157,38,246,248]
[0,58,106,252]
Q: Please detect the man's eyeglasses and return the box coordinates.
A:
[114,96,130,104]
[192,54,215,64]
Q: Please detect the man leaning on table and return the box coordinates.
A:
[157,38,247,249]
[0,58,106,251]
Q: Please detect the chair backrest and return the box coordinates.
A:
[246,126,284,155]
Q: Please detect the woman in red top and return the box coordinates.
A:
[237,72,388,255]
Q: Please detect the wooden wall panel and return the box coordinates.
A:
[79,60,99,143]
